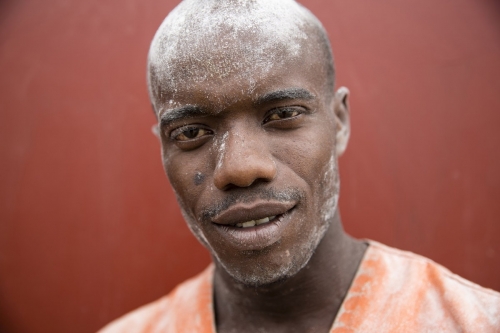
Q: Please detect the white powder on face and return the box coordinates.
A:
[320,154,340,223]
[215,131,229,172]
[147,0,323,109]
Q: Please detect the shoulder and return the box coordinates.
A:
[367,240,500,303]
[333,241,500,332]
[97,264,215,333]
[96,296,171,333]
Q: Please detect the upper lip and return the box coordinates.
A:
[211,200,296,225]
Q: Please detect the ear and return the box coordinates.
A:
[333,86,350,156]
[152,123,160,140]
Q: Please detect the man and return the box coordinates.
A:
[99,0,500,332]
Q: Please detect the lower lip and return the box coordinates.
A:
[212,211,293,251]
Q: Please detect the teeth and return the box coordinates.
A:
[234,216,277,228]
[242,220,256,228]
[255,217,269,225]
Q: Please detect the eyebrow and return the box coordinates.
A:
[159,88,315,127]
[255,88,316,105]
[159,105,207,127]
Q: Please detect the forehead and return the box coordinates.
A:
[156,59,325,118]
[148,0,327,107]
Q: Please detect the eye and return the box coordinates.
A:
[263,107,302,124]
[170,125,213,142]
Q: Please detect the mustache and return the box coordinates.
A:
[199,187,304,223]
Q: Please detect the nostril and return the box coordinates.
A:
[220,183,239,191]
[219,178,272,191]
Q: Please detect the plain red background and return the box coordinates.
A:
[1,0,499,332]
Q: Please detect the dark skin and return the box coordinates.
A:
[153,34,367,333]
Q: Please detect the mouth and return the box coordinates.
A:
[233,215,277,228]
[208,200,297,250]
[210,199,296,227]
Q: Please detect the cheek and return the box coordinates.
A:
[273,131,334,189]
[163,152,209,212]
[318,154,340,222]
[163,155,214,248]
[272,122,338,227]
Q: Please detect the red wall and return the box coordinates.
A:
[1,0,499,332]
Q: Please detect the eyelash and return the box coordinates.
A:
[263,106,305,124]
[169,125,213,141]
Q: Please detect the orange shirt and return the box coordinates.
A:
[98,241,500,332]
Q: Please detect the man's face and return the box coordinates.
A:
[155,44,344,286]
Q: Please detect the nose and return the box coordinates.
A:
[213,130,277,190]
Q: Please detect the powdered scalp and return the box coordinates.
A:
[147,0,335,112]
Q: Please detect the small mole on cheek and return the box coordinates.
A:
[194,172,205,186]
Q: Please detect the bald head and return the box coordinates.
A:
[147,0,335,112]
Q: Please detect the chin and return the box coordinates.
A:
[220,259,303,287]
[216,223,329,287]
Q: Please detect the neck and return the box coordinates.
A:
[213,211,367,333]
